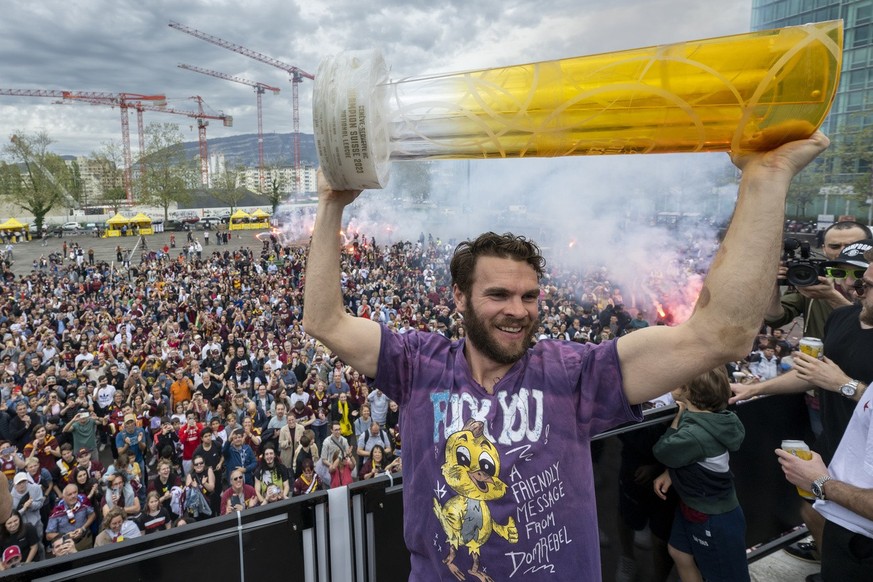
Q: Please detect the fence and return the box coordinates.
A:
[7,393,809,581]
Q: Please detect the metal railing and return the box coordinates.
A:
[8,392,809,581]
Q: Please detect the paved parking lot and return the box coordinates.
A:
[6,227,273,276]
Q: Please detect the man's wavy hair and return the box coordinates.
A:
[450,232,546,296]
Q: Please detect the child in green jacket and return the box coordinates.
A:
[653,367,749,582]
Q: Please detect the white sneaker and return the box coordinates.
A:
[615,556,637,582]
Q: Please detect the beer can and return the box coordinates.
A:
[781,440,814,499]
[799,337,823,359]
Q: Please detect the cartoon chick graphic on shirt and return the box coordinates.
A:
[433,419,518,582]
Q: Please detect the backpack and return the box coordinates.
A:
[362,428,389,447]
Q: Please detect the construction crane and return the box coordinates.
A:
[0,89,166,202]
[169,20,314,195]
[178,63,280,192]
[137,96,233,187]
[69,95,232,187]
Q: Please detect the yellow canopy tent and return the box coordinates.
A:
[0,218,30,242]
[0,218,27,230]
[250,208,271,229]
[129,213,154,235]
[104,213,130,238]
[228,209,253,231]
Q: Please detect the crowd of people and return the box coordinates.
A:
[0,223,711,570]
[1,142,868,580]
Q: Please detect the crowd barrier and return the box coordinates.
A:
[7,393,810,581]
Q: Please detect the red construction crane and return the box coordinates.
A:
[138,96,233,186]
[178,63,280,192]
[169,20,314,195]
[0,89,166,202]
[70,95,232,187]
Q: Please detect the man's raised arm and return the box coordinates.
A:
[302,171,382,378]
[617,132,830,404]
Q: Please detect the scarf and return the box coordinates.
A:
[299,474,318,494]
[338,401,351,435]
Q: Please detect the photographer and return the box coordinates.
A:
[766,222,871,338]
[739,239,873,572]
[761,223,871,565]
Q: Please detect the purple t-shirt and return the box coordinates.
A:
[375,327,642,581]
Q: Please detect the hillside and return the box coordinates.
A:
[182,132,318,168]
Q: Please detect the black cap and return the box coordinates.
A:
[824,239,873,269]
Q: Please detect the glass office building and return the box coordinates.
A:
[753,1,873,136]
[753,1,873,214]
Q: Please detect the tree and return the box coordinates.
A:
[68,160,84,206]
[0,131,78,234]
[266,165,289,213]
[843,124,873,210]
[89,142,127,213]
[138,122,195,222]
[210,163,250,213]
[786,167,825,219]
[827,116,873,218]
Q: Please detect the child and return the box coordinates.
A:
[652,367,749,582]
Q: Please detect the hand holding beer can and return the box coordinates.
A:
[799,337,823,359]
[781,439,815,499]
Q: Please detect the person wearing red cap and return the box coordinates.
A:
[0,544,22,570]
[0,510,36,565]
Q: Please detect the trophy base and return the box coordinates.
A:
[313,50,391,190]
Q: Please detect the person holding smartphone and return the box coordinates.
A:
[219,468,256,515]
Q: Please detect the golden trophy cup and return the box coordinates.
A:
[314,20,842,190]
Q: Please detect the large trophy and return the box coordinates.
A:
[314,20,843,190]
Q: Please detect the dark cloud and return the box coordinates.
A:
[2,0,751,157]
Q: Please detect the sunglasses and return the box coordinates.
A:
[232,476,244,481]
[825,267,867,280]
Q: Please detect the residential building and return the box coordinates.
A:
[240,164,317,195]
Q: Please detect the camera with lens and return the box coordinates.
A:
[781,238,824,287]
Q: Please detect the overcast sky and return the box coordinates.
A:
[0,0,753,158]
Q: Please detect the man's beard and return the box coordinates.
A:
[463,299,536,365]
